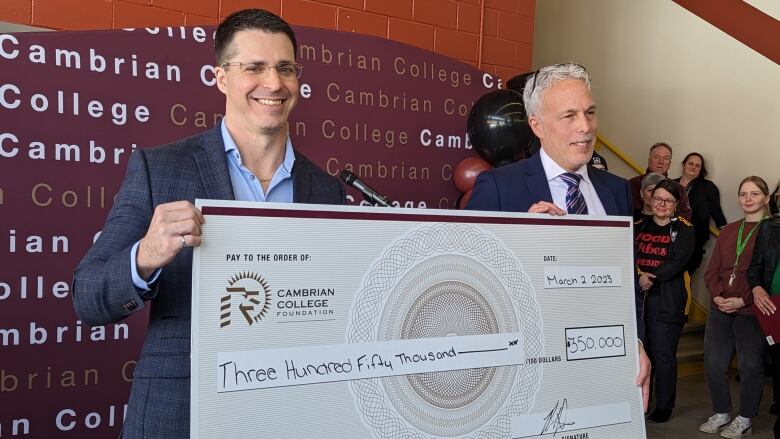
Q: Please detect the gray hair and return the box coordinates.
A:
[649,142,673,155]
[523,63,591,118]
[641,172,666,190]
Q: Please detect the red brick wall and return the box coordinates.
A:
[0,0,534,80]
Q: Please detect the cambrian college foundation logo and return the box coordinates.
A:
[220,272,272,328]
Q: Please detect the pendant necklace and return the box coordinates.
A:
[730,218,764,286]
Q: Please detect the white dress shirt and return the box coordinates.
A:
[539,148,606,215]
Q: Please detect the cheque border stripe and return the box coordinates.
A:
[201,207,629,228]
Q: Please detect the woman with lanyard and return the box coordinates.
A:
[699,176,770,438]
[635,178,695,423]
[747,177,780,438]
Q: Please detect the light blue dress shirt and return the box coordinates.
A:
[130,121,295,290]
[222,121,295,203]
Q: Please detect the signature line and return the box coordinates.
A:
[512,420,631,438]
[458,348,509,354]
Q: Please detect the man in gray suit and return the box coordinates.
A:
[72,9,344,438]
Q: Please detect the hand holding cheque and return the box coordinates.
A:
[136,201,204,279]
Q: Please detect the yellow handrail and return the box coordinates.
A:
[595,133,720,238]
[596,133,644,174]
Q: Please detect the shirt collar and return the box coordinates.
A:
[539,147,591,185]
[221,120,295,178]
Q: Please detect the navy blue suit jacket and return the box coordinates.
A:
[72,126,344,438]
[466,152,632,216]
[465,152,643,341]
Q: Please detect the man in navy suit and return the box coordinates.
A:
[467,65,630,216]
[72,9,344,438]
[466,63,650,408]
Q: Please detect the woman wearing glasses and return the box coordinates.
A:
[674,153,728,274]
[635,178,694,423]
[699,176,771,437]
[635,172,667,221]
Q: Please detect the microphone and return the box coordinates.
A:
[339,170,392,207]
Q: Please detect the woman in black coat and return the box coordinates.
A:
[635,179,695,423]
[675,152,727,273]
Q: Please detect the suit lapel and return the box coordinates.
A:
[588,167,618,215]
[193,126,235,200]
[292,151,312,203]
[524,153,554,204]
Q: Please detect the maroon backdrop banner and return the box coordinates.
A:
[0,25,500,437]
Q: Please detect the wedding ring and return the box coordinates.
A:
[181,235,187,247]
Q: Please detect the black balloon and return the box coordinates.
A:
[506,71,534,93]
[467,79,540,167]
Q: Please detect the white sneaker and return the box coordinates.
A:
[699,413,731,433]
[720,417,752,438]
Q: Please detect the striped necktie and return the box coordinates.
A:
[560,172,588,214]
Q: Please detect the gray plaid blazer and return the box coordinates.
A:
[72,126,345,438]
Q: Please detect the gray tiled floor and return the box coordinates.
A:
[647,372,775,438]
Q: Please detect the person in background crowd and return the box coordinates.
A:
[635,178,694,423]
[635,172,666,221]
[699,176,771,438]
[629,143,692,220]
[747,182,780,438]
[590,149,608,171]
[675,152,728,274]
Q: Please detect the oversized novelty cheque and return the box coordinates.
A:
[191,200,645,439]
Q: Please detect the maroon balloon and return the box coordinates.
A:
[453,156,491,193]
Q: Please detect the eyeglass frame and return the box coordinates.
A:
[651,196,677,206]
[219,61,303,79]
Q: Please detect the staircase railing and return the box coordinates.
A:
[596,133,644,174]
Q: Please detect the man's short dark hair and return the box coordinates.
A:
[214,9,297,64]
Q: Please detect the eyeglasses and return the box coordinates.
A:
[652,197,676,206]
[220,61,303,79]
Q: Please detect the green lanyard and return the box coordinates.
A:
[729,218,764,286]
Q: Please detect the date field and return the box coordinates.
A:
[543,266,622,289]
